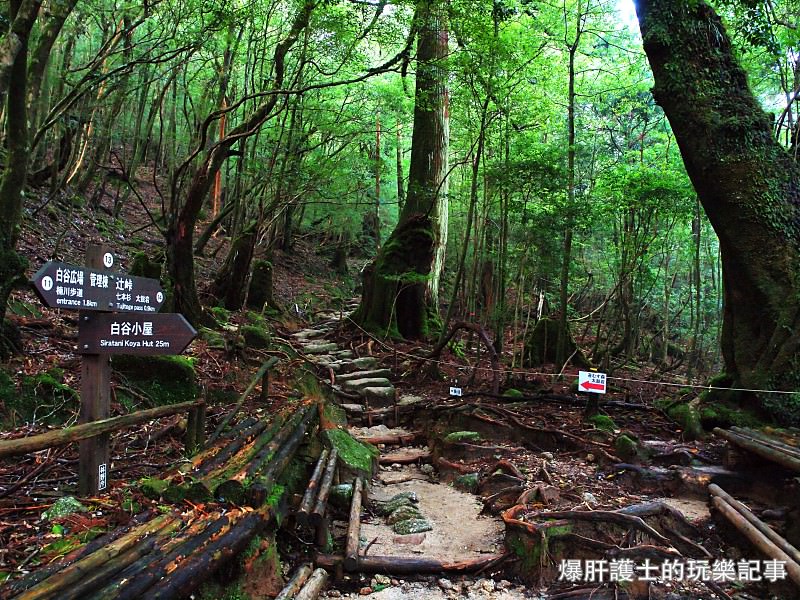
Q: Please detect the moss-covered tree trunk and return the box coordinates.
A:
[0,0,34,355]
[353,0,449,339]
[636,0,800,407]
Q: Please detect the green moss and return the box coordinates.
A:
[614,434,640,461]
[667,403,704,440]
[241,325,270,350]
[443,431,482,443]
[322,403,347,427]
[588,414,617,432]
[8,372,80,425]
[128,251,163,279]
[454,472,479,493]
[502,388,524,398]
[210,306,231,324]
[112,355,197,406]
[699,402,763,429]
[324,428,378,475]
[198,327,226,349]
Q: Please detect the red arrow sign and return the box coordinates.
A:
[580,381,605,391]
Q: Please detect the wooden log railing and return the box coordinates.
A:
[0,400,205,459]
[713,427,800,472]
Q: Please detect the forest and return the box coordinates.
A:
[0,0,799,597]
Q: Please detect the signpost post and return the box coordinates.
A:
[30,244,197,496]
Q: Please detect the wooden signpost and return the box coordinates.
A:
[30,245,197,495]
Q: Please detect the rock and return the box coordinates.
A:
[359,586,372,595]
[362,386,396,408]
[392,533,426,545]
[372,574,391,586]
[497,580,512,590]
[443,431,482,443]
[387,505,424,524]
[541,451,554,460]
[329,483,354,510]
[420,463,436,476]
[335,350,355,359]
[336,369,392,383]
[42,496,87,521]
[293,328,326,340]
[398,394,424,406]
[438,578,454,590]
[304,342,339,354]
[454,472,479,492]
[326,591,342,598]
[342,378,393,392]
[392,518,433,535]
[474,578,495,592]
[582,491,599,506]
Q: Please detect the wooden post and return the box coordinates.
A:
[186,402,206,455]
[79,245,113,496]
[344,478,363,571]
[260,369,270,403]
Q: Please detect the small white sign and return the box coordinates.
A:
[156,291,164,303]
[449,387,462,397]
[102,253,114,268]
[41,275,53,291]
[98,463,107,490]
[578,371,607,394]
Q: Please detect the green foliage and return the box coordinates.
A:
[112,355,198,406]
[443,430,482,443]
[588,414,617,432]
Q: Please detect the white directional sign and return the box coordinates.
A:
[578,371,607,394]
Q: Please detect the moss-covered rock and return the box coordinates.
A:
[210,306,231,324]
[502,388,525,399]
[324,428,378,477]
[42,496,87,521]
[198,327,226,350]
[247,260,281,312]
[666,402,704,440]
[393,518,432,535]
[614,434,641,461]
[241,325,271,350]
[387,505,423,524]
[112,355,197,406]
[588,414,617,433]
[443,431,482,443]
[454,472,480,493]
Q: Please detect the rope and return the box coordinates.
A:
[342,315,799,397]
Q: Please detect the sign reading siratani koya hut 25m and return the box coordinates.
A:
[78,313,197,355]
[32,261,165,313]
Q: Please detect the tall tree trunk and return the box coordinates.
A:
[0,0,32,354]
[354,0,449,339]
[636,0,800,409]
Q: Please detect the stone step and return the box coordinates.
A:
[336,369,392,383]
[342,377,393,392]
[303,342,339,355]
[334,349,355,359]
[324,356,379,373]
[362,386,397,408]
[293,328,326,340]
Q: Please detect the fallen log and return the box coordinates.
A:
[194,417,273,477]
[247,407,318,507]
[711,496,800,586]
[13,513,177,600]
[294,567,329,600]
[0,510,155,600]
[297,449,330,527]
[730,427,800,460]
[344,478,363,571]
[315,552,508,575]
[713,428,800,472]
[0,401,203,459]
[95,510,246,600]
[709,483,800,565]
[275,563,314,600]
[146,511,266,599]
[211,413,305,504]
[356,432,419,446]
[378,448,431,465]
[209,356,280,444]
[311,449,339,526]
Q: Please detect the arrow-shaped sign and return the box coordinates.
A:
[31,261,165,313]
[78,313,196,355]
[578,370,607,394]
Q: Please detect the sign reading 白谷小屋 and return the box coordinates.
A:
[78,313,197,355]
[32,261,165,313]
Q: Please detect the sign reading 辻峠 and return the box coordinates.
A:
[31,261,165,313]
[578,371,607,394]
[78,313,197,355]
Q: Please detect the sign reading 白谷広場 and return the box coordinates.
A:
[31,261,165,313]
